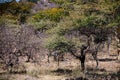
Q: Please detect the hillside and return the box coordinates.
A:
[0,0,120,80]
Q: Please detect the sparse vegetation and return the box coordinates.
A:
[0,0,120,80]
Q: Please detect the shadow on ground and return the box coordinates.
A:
[85,67,119,80]
[9,70,26,74]
[85,72,119,80]
[0,70,26,80]
[109,54,118,57]
[65,77,89,80]
[51,68,72,75]
[98,58,117,62]
[65,67,120,80]
[86,67,106,72]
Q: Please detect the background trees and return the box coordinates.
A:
[0,23,42,72]
[0,1,34,26]
[0,0,120,73]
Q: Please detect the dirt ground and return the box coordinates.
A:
[0,48,120,80]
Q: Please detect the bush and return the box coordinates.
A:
[51,0,68,5]
[44,35,72,52]
[29,20,57,32]
[0,2,34,24]
[32,8,69,22]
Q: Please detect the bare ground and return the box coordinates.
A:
[0,49,120,80]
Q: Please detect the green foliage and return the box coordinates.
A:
[0,0,120,51]
[0,2,10,15]
[51,0,75,11]
[29,20,57,32]
[46,18,77,36]
[0,2,34,16]
[106,22,118,28]
[25,0,120,46]
[0,2,34,24]
[32,8,69,22]
[51,0,72,5]
[79,0,98,4]
[0,15,19,27]
[73,15,107,31]
[1,0,120,75]
[44,35,73,52]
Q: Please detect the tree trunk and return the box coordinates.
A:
[79,55,85,71]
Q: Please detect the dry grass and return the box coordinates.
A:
[0,47,120,80]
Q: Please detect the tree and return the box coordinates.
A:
[42,0,120,71]
[0,1,34,25]
[0,23,41,72]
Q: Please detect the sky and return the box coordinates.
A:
[0,0,19,3]
[16,0,20,2]
[0,0,12,3]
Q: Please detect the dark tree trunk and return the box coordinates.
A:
[69,44,87,71]
[26,54,31,62]
[79,55,85,71]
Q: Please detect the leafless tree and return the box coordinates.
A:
[47,50,64,66]
[0,24,19,72]
[0,24,42,72]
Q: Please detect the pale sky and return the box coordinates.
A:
[16,0,20,2]
[0,0,20,3]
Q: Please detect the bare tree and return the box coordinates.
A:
[47,50,64,66]
[14,25,40,62]
[0,24,42,72]
[0,24,20,72]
